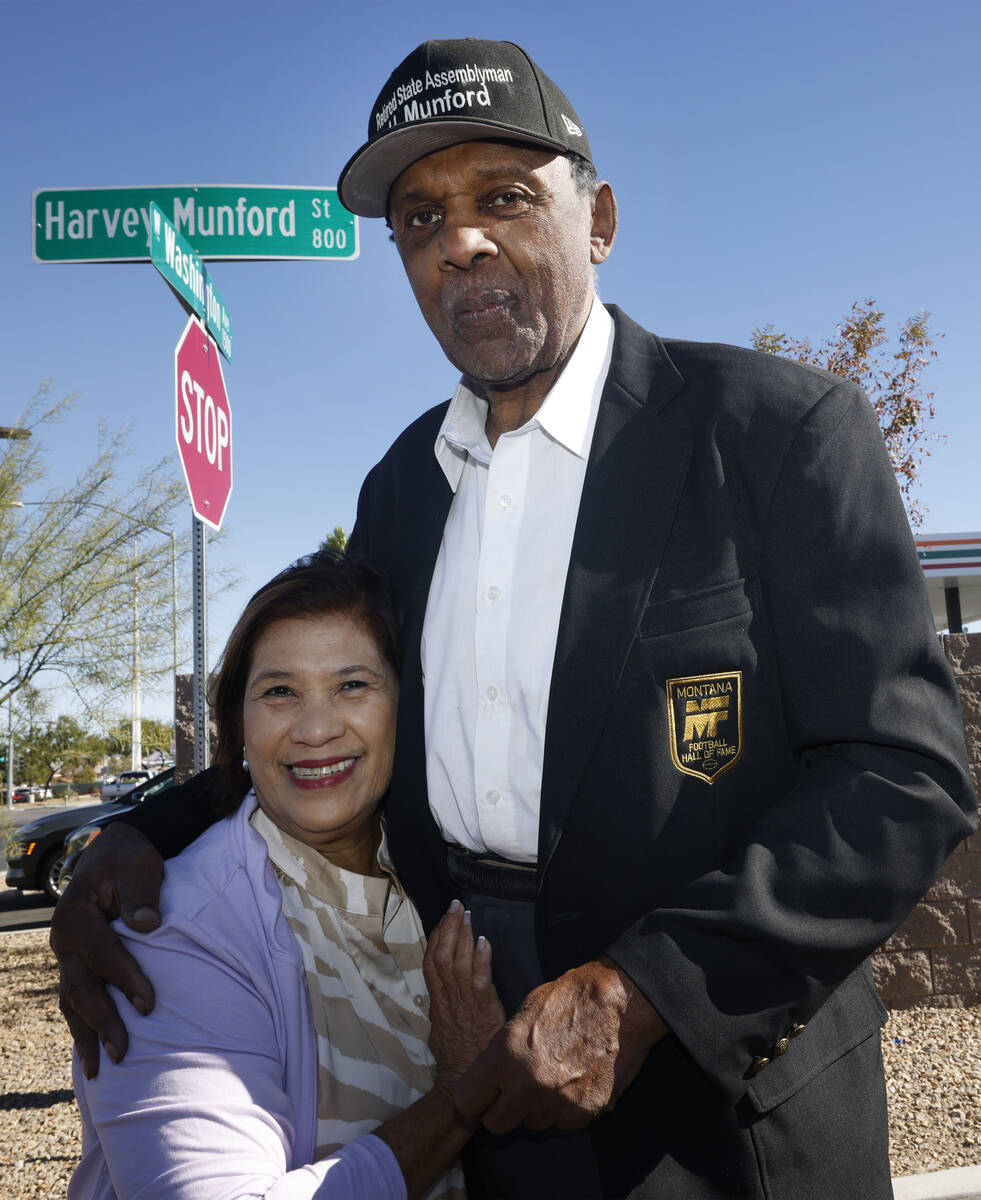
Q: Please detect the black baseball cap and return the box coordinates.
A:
[337,39,593,218]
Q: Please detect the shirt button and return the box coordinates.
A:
[499,493,512,509]
[486,789,500,805]
[486,685,498,701]
[414,995,425,1007]
[487,585,501,601]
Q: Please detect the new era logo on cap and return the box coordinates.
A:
[561,114,583,138]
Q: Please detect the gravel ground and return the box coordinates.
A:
[1,928,978,1198]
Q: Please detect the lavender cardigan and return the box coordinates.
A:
[69,799,407,1199]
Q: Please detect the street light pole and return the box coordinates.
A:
[6,678,13,809]
[169,530,178,706]
[131,537,141,770]
[2,436,29,803]
[3,650,21,810]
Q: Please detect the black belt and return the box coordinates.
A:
[446,844,539,902]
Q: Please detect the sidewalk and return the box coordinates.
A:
[6,791,102,810]
[894,1167,981,1199]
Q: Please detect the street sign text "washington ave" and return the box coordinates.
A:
[150,204,233,360]
[33,186,358,263]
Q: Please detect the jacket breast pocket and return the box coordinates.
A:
[629,577,774,795]
[638,577,756,641]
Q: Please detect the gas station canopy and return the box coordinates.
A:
[915,532,981,632]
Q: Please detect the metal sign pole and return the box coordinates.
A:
[192,514,209,772]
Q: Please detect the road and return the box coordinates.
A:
[1,797,96,932]
[3,797,98,831]
[0,884,54,932]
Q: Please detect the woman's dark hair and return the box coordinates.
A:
[208,549,400,816]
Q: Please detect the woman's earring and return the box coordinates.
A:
[242,750,250,772]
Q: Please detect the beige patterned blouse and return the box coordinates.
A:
[251,805,466,1200]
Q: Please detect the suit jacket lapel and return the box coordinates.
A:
[387,439,455,929]
[538,307,692,873]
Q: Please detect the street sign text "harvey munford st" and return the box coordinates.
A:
[33,185,358,263]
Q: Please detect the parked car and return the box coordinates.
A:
[57,768,177,895]
[23,785,54,800]
[9,786,51,803]
[5,768,174,902]
[99,769,154,801]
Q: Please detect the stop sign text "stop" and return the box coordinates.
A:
[178,370,229,472]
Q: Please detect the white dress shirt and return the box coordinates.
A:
[421,299,615,862]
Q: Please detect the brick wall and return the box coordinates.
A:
[872,633,981,1008]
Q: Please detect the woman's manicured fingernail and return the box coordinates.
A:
[449,899,462,914]
[463,909,472,926]
[476,935,488,951]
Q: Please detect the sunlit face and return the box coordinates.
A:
[243,613,398,870]
[388,141,612,399]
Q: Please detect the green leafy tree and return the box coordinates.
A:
[321,526,348,553]
[23,715,106,788]
[752,300,941,527]
[0,383,192,715]
[10,684,50,786]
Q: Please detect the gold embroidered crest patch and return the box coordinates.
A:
[666,671,743,784]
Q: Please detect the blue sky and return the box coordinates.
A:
[2,0,979,721]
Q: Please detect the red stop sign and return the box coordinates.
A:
[175,316,233,531]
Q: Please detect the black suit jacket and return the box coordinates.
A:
[348,305,977,1197]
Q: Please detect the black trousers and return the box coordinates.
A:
[451,882,606,1200]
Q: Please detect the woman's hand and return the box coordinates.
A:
[423,900,505,1091]
[373,902,504,1196]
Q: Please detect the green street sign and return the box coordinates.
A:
[33,185,358,263]
[150,203,206,311]
[205,273,233,361]
[150,204,233,360]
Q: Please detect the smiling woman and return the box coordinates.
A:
[68,551,504,1200]
[242,616,397,870]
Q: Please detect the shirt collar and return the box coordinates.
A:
[434,298,615,491]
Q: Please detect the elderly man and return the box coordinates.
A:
[54,39,976,1200]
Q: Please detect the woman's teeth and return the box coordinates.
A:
[288,759,355,779]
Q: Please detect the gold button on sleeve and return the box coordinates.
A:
[751,1056,770,1074]
[789,1023,806,1038]
[773,1037,790,1057]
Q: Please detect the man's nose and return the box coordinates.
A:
[438,219,497,271]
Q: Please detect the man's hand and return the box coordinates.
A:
[454,956,667,1134]
[49,822,165,1079]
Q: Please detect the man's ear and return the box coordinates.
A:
[589,183,618,265]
